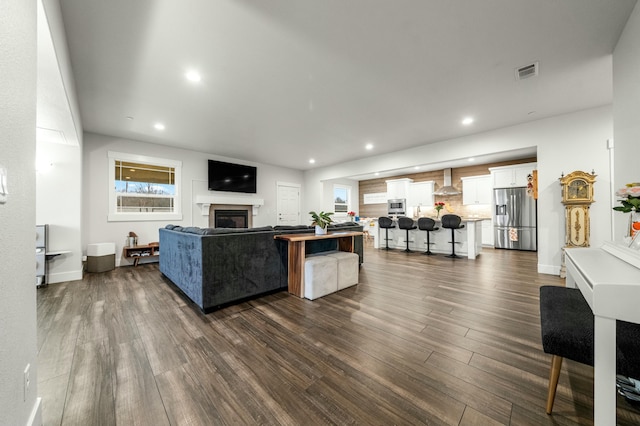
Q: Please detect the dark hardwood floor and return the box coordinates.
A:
[37,243,640,425]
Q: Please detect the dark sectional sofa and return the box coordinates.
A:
[159,222,363,313]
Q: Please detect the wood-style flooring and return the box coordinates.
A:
[36,243,640,425]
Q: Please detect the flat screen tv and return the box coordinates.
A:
[208,159,257,194]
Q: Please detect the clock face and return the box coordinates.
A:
[568,179,588,200]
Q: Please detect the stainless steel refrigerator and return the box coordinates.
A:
[494,187,537,251]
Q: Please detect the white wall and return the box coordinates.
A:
[82,132,304,265]
[304,106,614,275]
[36,141,83,283]
[0,0,41,424]
[35,0,84,284]
[319,177,360,223]
[613,2,640,241]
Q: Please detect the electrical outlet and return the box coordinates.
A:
[23,364,30,401]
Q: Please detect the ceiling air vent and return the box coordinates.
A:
[515,62,539,80]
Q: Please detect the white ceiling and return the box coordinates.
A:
[57,0,636,172]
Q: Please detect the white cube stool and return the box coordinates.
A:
[304,255,338,300]
[326,251,359,290]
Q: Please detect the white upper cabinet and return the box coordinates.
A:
[407,181,435,207]
[461,175,492,205]
[489,162,537,188]
[386,178,413,199]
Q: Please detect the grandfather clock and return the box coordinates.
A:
[559,170,596,277]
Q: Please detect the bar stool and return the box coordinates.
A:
[441,214,465,258]
[417,217,439,255]
[378,217,395,250]
[398,217,417,252]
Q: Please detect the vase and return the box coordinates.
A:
[315,225,327,235]
[436,210,440,219]
[630,211,640,238]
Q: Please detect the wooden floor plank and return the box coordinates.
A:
[36,247,640,425]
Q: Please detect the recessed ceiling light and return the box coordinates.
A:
[468,158,475,162]
[462,117,474,126]
[125,116,134,121]
[374,172,380,176]
[154,122,165,131]
[185,70,201,82]
[414,166,420,170]
[365,143,374,150]
[309,158,315,164]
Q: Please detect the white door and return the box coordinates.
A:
[277,182,301,225]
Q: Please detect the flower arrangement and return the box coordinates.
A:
[613,183,640,213]
[347,211,356,222]
[613,183,640,238]
[434,202,445,218]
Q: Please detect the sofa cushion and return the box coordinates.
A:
[273,225,313,231]
[203,226,274,235]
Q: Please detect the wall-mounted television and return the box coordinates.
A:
[208,159,257,194]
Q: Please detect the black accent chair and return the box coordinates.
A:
[417,217,439,255]
[397,217,417,252]
[378,217,395,250]
[440,214,465,258]
[539,286,640,414]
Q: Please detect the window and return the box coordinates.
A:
[333,184,351,215]
[108,151,182,222]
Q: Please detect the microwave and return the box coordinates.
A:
[387,198,406,215]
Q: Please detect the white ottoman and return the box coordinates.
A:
[86,242,116,273]
[304,255,338,300]
[326,251,359,290]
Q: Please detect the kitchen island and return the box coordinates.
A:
[373,217,484,259]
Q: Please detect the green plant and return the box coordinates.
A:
[309,211,334,229]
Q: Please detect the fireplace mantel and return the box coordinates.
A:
[195,195,264,216]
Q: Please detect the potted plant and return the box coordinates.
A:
[309,211,334,235]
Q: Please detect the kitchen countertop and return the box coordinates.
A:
[380,216,491,222]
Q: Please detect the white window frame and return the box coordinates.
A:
[108,151,183,222]
[333,184,351,220]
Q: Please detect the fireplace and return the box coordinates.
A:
[214,210,249,228]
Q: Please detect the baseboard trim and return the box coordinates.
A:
[27,397,42,426]
[537,263,560,276]
[47,270,83,284]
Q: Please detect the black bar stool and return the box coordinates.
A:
[397,217,417,252]
[441,214,465,258]
[378,217,395,250]
[417,217,439,255]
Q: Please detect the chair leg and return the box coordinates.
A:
[446,228,460,258]
[404,229,411,252]
[384,228,390,250]
[424,231,434,255]
[546,355,563,415]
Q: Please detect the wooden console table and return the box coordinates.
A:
[122,243,159,266]
[275,231,362,297]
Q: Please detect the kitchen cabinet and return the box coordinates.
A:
[490,163,537,188]
[482,219,494,246]
[461,175,491,205]
[386,178,413,199]
[407,181,434,209]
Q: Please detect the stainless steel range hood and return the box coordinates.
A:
[433,168,461,195]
